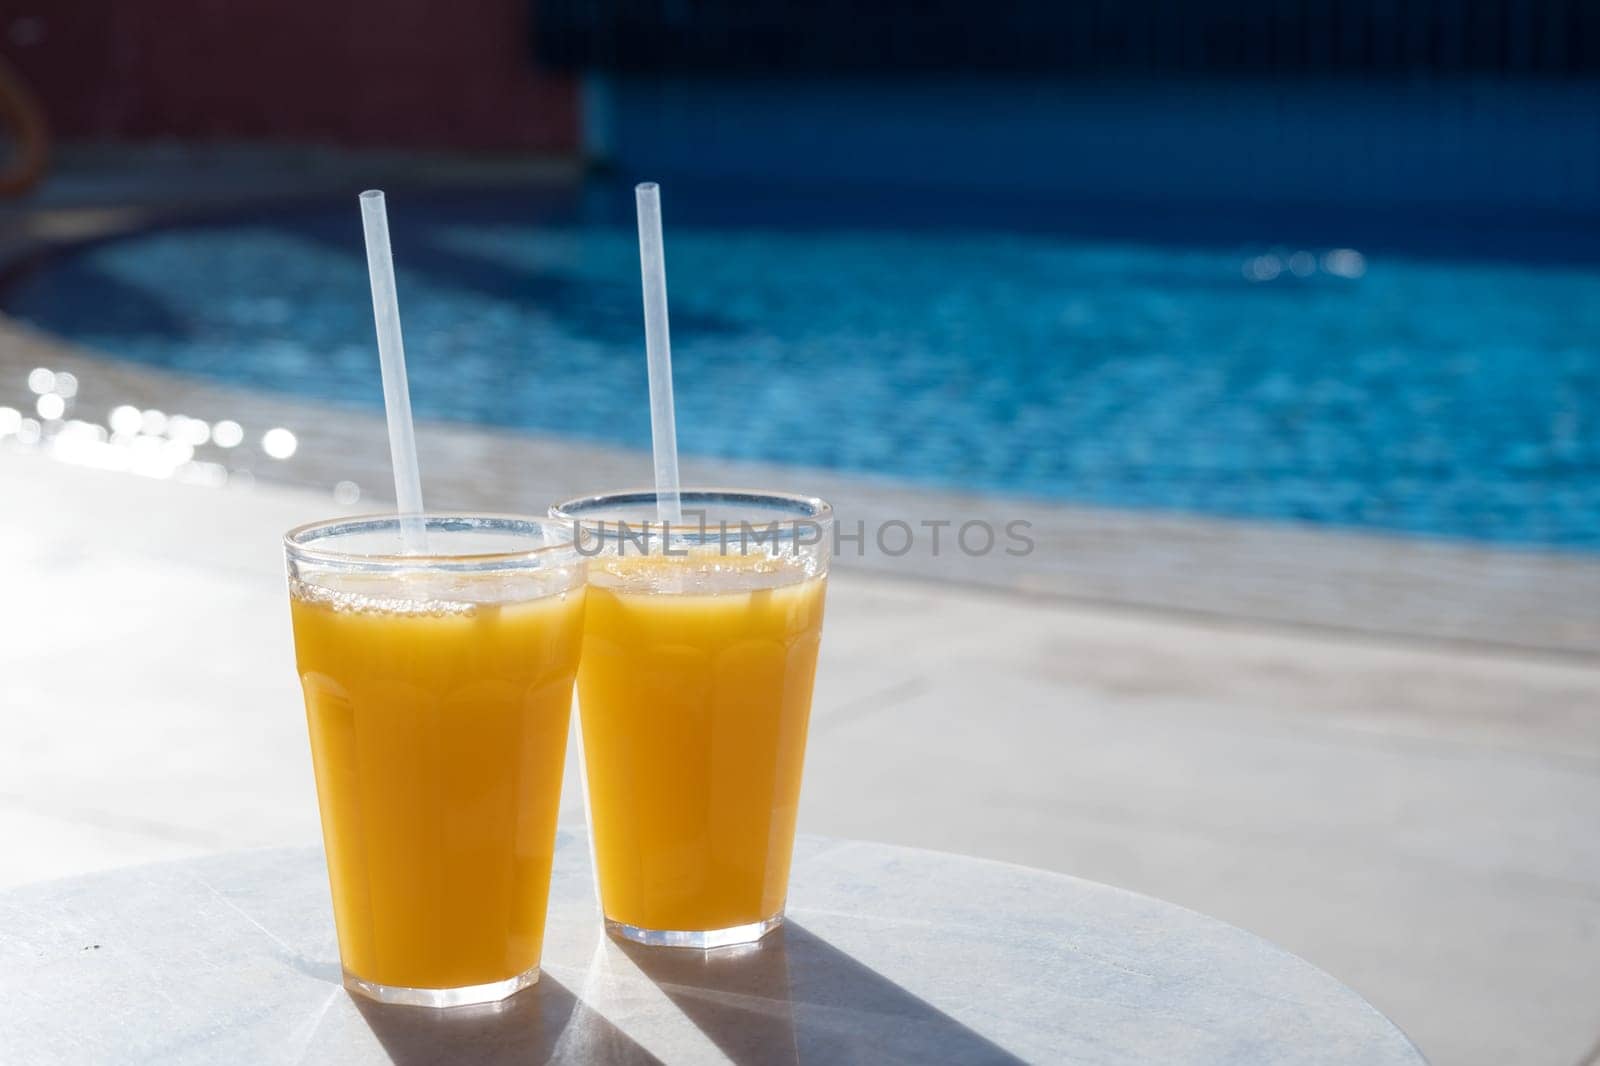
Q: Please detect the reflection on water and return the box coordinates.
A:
[6,193,1597,548]
[0,362,343,495]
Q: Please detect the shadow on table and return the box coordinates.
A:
[616,921,1024,1065]
[353,973,662,1065]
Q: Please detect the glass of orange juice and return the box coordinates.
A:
[284,514,587,1007]
[550,490,831,949]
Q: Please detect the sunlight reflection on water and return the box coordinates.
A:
[0,364,322,493]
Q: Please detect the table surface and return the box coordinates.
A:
[1,833,1423,1065]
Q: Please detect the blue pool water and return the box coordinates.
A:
[5,189,1598,548]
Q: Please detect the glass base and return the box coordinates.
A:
[342,965,539,1008]
[605,911,784,949]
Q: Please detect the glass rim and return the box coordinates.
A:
[549,488,833,530]
[284,512,579,569]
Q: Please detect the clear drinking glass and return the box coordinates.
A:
[550,489,833,948]
[284,514,587,1006]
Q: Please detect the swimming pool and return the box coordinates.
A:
[5,187,1598,548]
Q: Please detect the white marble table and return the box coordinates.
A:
[0,833,1423,1064]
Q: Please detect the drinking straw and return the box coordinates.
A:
[635,182,683,527]
[358,190,428,553]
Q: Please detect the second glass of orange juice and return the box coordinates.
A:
[285,514,586,1006]
[552,490,831,948]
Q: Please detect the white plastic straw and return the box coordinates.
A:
[358,190,428,552]
[635,182,682,527]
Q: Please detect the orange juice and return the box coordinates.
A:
[576,554,826,936]
[290,571,585,993]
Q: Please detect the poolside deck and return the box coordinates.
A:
[3,314,1596,657]
[4,320,1600,1066]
